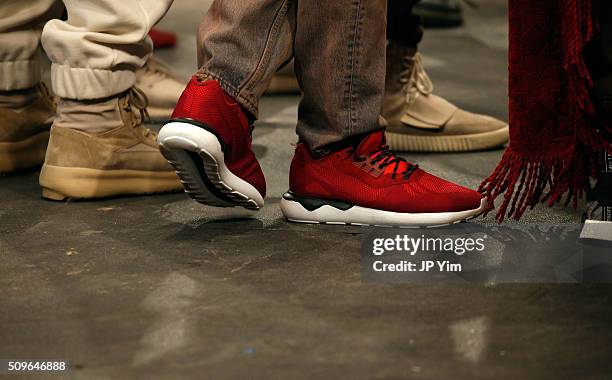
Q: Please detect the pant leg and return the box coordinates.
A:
[197,0,297,118]
[295,0,388,154]
[387,0,423,49]
[0,0,63,91]
[198,0,387,154]
[587,0,612,140]
[41,0,174,100]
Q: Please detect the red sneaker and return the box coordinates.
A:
[281,130,486,226]
[157,78,266,210]
[148,28,177,49]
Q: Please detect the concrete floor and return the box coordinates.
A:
[2,1,612,379]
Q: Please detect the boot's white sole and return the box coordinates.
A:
[0,131,49,173]
[387,125,509,152]
[280,192,487,227]
[39,165,180,201]
[158,121,264,210]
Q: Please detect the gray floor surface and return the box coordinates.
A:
[2,1,611,379]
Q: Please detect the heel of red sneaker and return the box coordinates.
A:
[158,121,264,210]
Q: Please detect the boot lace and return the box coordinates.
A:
[121,87,155,140]
[353,146,419,180]
[38,82,58,109]
[398,52,433,105]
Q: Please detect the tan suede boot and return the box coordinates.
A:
[135,56,185,121]
[39,88,181,200]
[382,42,509,152]
[265,60,300,95]
[0,84,56,173]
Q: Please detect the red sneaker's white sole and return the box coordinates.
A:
[157,121,264,210]
[280,192,487,228]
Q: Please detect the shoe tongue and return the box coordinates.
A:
[356,130,386,156]
[357,130,416,176]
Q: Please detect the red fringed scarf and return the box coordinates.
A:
[480,0,612,221]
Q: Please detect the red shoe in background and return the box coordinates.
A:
[281,130,486,226]
[157,78,266,210]
[149,28,177,49]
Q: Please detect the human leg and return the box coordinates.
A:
[0,0,61,173]
[38,0,182,200]
[159,0,297,209]
[383,0,508,152]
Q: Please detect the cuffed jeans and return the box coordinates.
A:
[198,0,388,154]
[0,0,173,99]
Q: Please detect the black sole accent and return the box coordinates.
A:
[170,118,228,153]
[283,191,354,212]
[186,150,236,205]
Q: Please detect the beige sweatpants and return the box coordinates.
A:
[0,0,173,99]
[0,0,62,91]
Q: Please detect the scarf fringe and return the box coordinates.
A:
[479,127,608,222]
[480,0,605,222]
